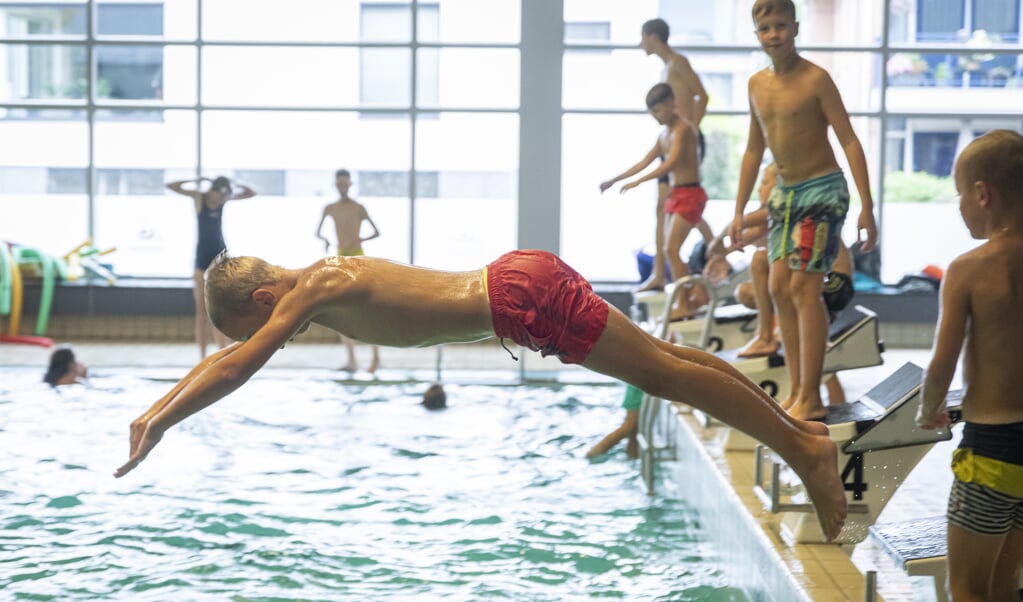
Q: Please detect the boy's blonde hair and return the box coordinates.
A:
[959,130,1023,204]
[752,0,796,21]
[204,252,283,331]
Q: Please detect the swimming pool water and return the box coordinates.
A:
[0,370,758,601]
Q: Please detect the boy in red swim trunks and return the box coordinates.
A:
[114,249,847,543]
[601,83,712,320]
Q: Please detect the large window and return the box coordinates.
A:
[561,0,1023,284]
[2,1,1022,285]
[0,0,521,277]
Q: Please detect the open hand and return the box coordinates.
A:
[599,180,615,193]
[620,181,639,193]
[857,210,878,253]
[729,215,746,249]
[113,417,165,477]
[916,408,950,431]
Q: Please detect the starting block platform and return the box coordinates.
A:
[717,304,884,401]
[754,362,960,545]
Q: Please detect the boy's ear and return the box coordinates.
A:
[974,180,991,207]
[251,288,278,307]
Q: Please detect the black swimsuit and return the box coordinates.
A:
[195,196,226,270]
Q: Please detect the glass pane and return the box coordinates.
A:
[0,43,86,101]
[798,51,882,112]
[92,110,197,277]
[418,48,519,109]
[563,0,883,46]
[96,45,196,103]
[94,0,197,39]
[201,46,414,108]
[0,110,88,257]
[203,0,372,43]
[202,110,412,267]
[562,113,754,281]
[886,51,1023,106]
[202,47,372,107]
[563,48,661,110]
[876,118,1016,283]
[361,1,411,42]
[0,3,86,37]
[414,112,517,270]
[422,0,520,44]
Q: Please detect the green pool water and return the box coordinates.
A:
[0,370,758,601]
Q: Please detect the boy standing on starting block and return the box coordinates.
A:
[730,0,877,420]
[918,129,1023,602]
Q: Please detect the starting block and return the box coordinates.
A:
[753,362,959,545]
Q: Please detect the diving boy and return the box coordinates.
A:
[115,249,848,542]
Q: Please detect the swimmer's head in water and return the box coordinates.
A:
[422,384,447,410]
[44,346,76,386]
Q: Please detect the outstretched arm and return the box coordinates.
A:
[600,144,660,193]
[621,124,692,192]
[918,260,969,429]
[114,292,315,477]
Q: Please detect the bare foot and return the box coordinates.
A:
[794,417,830,436]
[787,398,828,421]
[737,337,780,358]
[670,305,701,322]
[636,275,666,293]
[779,395,796,411]
[789,435,847,542]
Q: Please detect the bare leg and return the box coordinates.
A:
[586,409,639,459]
[637,183,669,292]
[786,270,829,421]
[947,523,1021,602]
[769,260,800,408]
[583,308,845,540]
[991,527,1023,602]
[824,374,846,405]
[339,336,357,371]
[738,248,780,357]
[665,214,697,320]
[368,346,380,374]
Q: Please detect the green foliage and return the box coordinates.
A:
[701,117,747,201]
[883,170,956,203]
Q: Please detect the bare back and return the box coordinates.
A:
[663,52,704,124]
[298,257,494,348]
[749,58,840,184]
[958,236,1023,423]
[323,200,369,251]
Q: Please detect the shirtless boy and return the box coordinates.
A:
[917,130,1023,602]
[315,168,381,373]
[638,18,710,292]
[601,83,710,320]
[730,0,877,420]
[114,249,847,542]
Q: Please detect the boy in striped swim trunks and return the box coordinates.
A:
[918,130,1023,602]
[730,0,877,420]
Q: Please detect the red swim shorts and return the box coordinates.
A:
[664,184,708,225]
[486,250,609,365]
